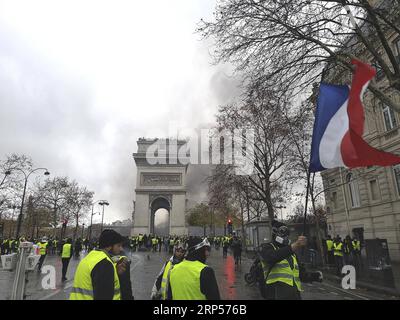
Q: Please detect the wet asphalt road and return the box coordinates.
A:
[0,248,398,300]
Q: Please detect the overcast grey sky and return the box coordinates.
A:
[0,0,243,223]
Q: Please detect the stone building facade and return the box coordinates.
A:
[321,4,400,261]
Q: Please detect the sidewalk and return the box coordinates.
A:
[318,261,400,298]
[322,271,400,297]
[247,249,400,298]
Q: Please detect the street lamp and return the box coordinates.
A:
[81,223,85,239]
[0,170,11,188]
[10,168,50,239]
[99,201,110,234]
[89,199,109,241]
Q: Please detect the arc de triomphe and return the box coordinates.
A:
[131,138,188,236]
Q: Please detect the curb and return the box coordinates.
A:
[323,271,400,297]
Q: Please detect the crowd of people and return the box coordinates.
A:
[127,234,188,253]
[0,223,331,301]
[322,234,362,275]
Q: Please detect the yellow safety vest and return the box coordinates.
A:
[138,235,143,241]
[152,238,158,245]
[160,260,173,300]
[326,240,333,251]
[352,240,361,251]
[169,239,175,246]
[38,242,48,255]
[170,260,207,300]
[262,243,302,292]
[333,242,343,257]
[62,243,72,258]
[69,250,121,300]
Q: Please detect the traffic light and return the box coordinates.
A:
[227,219,233,234]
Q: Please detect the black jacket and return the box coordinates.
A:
[259,242,315,300]
[90,254,134,300]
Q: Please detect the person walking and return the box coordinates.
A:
[343,236,353,266]
[325,235,334,265]
[169,237,175,254]
[74,238,82,258]
[333,236,344,276]
[61,238,73,282]
[69,230,127,300]
[352,236,362,272]
[152,236,158,252]
[151,242,186,300]
[37,237,49,272]
[222,237,229,258]
[231,235,242,267]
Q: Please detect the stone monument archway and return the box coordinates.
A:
[131,138,188,236]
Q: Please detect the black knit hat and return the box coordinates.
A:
[99,229,124,248]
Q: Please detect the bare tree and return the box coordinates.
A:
[214,85,300,220]
[63,182,93,241]
[199,0,400,111]
[35,177,70,237]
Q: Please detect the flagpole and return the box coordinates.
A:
[339,167,352,236]
[303,169,311,236]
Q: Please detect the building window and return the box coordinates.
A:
[382,104,397,131]
[393,164,400,196]
[331,191,338,209]
[369,179,380,201]
[393,37,400,66]
[372,59,385,81]
[346,173,361,208]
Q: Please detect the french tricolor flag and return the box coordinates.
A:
[310,59,400,173]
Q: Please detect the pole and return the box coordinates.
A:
[15,178,28,239]
[81,224,85,238]
[100,204,105,234]
[89,204,94,241]
[310,172,326,268]
[303,170,312,236]
[339,168,352,236]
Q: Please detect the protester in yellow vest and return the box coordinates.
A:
[36,237,48,272]
[168,237,220,300]
[325,235,334,265]
[352,238,361,252]
[260,221,323,300]
[151,242,186,300]
[61,238,73,282]
[152,237,158,252]
[70,230,127,300]
[352,237,363,271]
[333,236,344,276]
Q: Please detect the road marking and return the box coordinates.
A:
[321,282,369,300]
[39,288,61,300]
[130,254,143,271]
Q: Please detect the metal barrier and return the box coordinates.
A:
[0,242,40,300]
